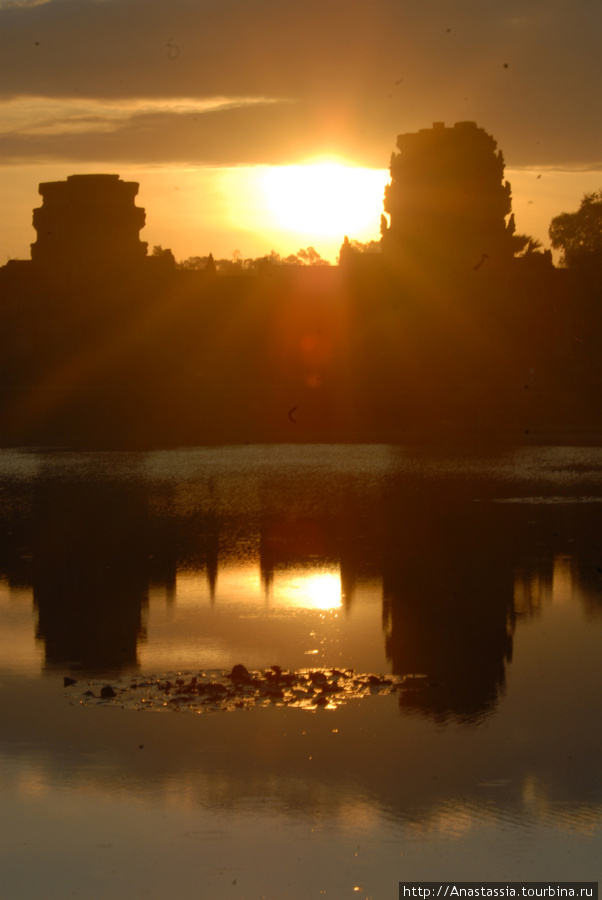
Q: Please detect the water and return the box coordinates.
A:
[0,444,601,899]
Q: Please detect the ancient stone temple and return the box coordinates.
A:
[380,121,516,270]
[30,174,148,272]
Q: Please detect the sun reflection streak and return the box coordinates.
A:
[271,568,342,611]
[0,578,42,673]
[522,773,602,834]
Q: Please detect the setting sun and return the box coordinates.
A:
[260,162,388,242]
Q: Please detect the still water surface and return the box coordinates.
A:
[0,445,601,899]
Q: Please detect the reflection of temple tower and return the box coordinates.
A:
[31,478,152,673]
[381,121,515,268]
[381,480,516,724]
[30,174,147,272]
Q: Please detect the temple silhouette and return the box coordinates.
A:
[381,120,516,269]
[31,174,148,272]
[0,122,599,447]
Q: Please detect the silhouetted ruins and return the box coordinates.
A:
[381,121,516,270]
[31,174,148,274]
[0,123,600,447]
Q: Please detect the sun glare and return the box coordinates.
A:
[261,162,388,241]
[274,568,343,611]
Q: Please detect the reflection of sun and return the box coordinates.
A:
[261,162,388,239]
[303,571,342,610]
[275,568,342,610]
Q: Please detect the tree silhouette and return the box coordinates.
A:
[205,252,217,275]
[513,234,544,256]
[151,245,176,264]
[549,190,602,268]
[176,247,330,272]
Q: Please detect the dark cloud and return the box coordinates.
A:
[0,0,600,167]
[1,0,415,101]
[0,100,394,166]
[1,101,600,171]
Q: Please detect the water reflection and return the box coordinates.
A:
[1,446,602,724]
[1,446,602,897]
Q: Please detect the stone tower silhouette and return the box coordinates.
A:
[381,121,515,269]
[30,174,148,273]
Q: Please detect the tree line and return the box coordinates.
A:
[153,245,333,273]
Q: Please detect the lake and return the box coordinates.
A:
[1,444,601,899]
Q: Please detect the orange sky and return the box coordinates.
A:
[0,0,600,263]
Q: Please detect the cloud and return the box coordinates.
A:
[0,0,50,7]
[0,99,362,166]
[0,0,600,168]
[0,95,281,136]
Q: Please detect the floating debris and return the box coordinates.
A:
[100,685,117,699]
[63,665,424,715]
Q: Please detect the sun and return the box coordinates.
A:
[260,161,388,241]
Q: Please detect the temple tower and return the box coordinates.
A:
[30,174,148,273]
[381,121,515,270]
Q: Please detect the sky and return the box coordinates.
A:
[0,0,600,264]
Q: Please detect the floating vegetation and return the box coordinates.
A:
[63,665,426,715]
